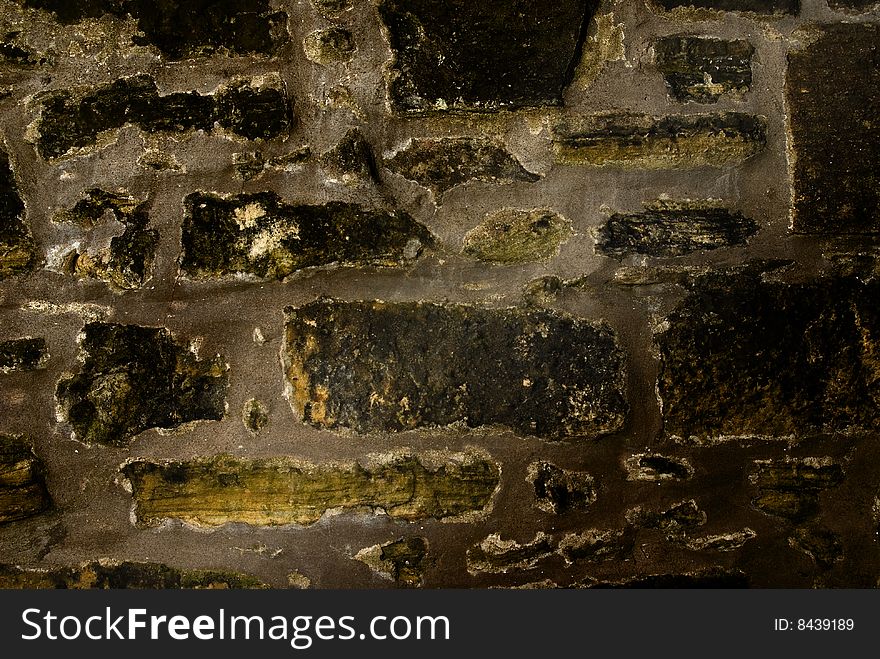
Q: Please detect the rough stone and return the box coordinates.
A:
[827,0,878,7]
[658,269,880,441]
[558,528,634,564]
[34,76,291,160]
[0,32,45,66]
[303,28,355,65]
[53,189,159,290]
[0,435,51,524]
[319,129,378,183]
[0,150,36,278]
[0,560,267,588]
[19,0,288,59]
[628,500,706,536]
[180,192,433,280]
[467,533,557,574]
[624,454,693,481]
[384,138,540,197]
[528,462,597,514]
[0,338,48,372]
[242,398,269,433]
[588,569,748,588]
[595,201,757,257]
[234,147,311,181]
[681,529,756,551]
[355,537,428,587]
[377,0,598,113]
[651,0,798,12]
[463,209,572,264]
[55,323,229,446]
[787,24,880,233]
[553,112,766,167]
[121,452,500,527]
[655,36,753,103]
[790,527,844,569]
[282,301,628,439]
[312,0,352,15]
[751,458,843,523]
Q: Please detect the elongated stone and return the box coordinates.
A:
[282,301,628,439]
[55,323,228,446]
[463,209,571,264]
[0,338,48,372]
[658,268,880,440]
[378,0,598,113]
[553,112,766,167]
[787,23,880,233]
[121,452,500,527]
[651,0,798,12]
[180,192,433,280]
[0,435,51,524]
[0,150,36,278]
[384,138,540,197]
[0,561,267,588]
[19,0,288,59]
[467,533,557,574]
[595,203,757,257]
[355,537,428,587]
[655,36,754,103]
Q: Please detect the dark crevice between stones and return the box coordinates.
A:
[655,36,753,103]
[55,323,228,446]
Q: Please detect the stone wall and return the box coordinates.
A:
[0,0,878,588]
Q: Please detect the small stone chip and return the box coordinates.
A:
[282,301,628,439]
[355,537,429,587]
[0,150,36,278]
[55,323,229,446]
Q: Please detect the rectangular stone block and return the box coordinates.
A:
[654,36,753,103]
[282,301,628,439]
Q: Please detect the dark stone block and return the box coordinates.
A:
[282,301,628,439]
[320,129,378,183]
[595,203,757,257]
[180,193,433,280]
[467,533,557,573]
[787,23,880,233]
[384,137,540,197]
[377,0,598,113]
[655,36,753,103]
[35,76,290,160]
[658,268,880,440]
[0,338,48,372]
[528,462,596,514]
[0,150,36,278]
[652,0,798,13]
[19,0,288,59]
[0,435,51,524]
[55,323,228,446]
[750,459,843,523]
[589,569,749,588]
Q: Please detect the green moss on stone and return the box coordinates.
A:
[55,323,228,446]
[0,435,51,524]
[463,209,571,264]
[180,192,433,280]
[121,452,500,527]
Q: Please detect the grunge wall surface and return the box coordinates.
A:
[0,0,878,588]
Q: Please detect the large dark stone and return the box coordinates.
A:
[55,323,228,446]
[377,0,598,113]
[0,150,36,278]
[787,23,880,233]
[0,338,48,372]
[19,0,288,59]
[35,76,290,159]
[282,301,628,439]
[180,192,433,280]
[657,267,880,440]
[654,36,753,103]
[0,435,51,524]
[595,203,757,257]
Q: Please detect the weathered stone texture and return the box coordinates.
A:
[55,323,228,446]
[751,458,843,523]
[0,435,51,524]
[0,337,47,372]
[283,301,628,439]
[378,0,598,113]
[384,138,540,197]
[303,28,356,65]
[0,150,36,278]
[19,0,289,59]
[242,398,269,433]
[467,533,557,574]
[319,129,378,183]
[655,36,753,103]
[0,560,267,588]
[787,24,880,233]
[595,202,757,257]
[658,269,880,441]
[557,528,634,564]
[180,193,432,280]
[651,0,798,13]
[624,454,693,481]
[35,76,291,159]
[355,537,429,587]
[553,112,766,167]
[528,462,596,514]
[122,453,500,527]
[463,209,571,264]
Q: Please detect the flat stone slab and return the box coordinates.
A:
[282,301,628,439]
